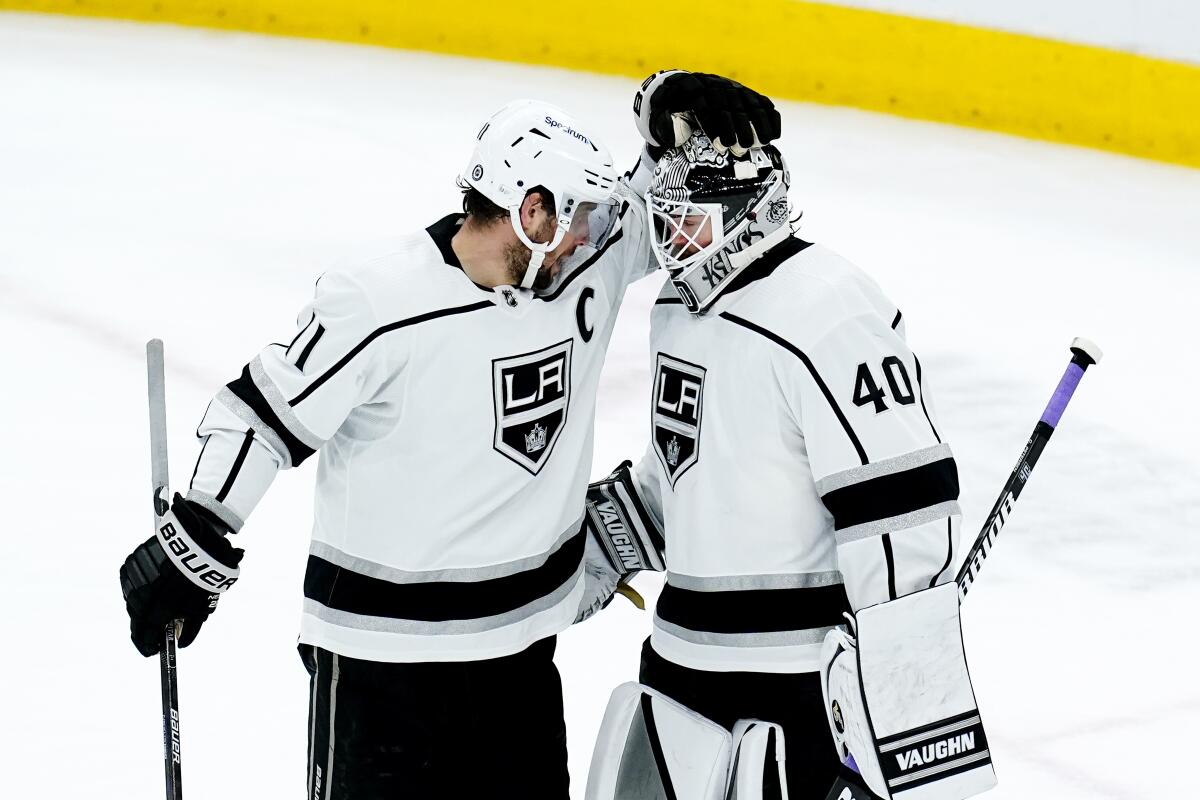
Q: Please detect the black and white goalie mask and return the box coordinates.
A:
[646,135,791,314]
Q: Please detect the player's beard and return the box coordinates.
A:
[504,216,557,292]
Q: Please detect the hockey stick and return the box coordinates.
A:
[824,338,1103,800]
[147,339,184,800]
[955,337,1103,600]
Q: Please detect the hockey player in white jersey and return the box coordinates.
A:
[580,132,996,800]
[117,74,780,799]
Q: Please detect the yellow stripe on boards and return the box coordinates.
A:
[4,0,1199,167]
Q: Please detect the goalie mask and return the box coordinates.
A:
[647,135,792,314]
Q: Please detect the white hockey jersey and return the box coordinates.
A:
[185,163,655,663]
[634,238,961,674]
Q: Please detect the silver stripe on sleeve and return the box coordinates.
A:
[815,443,954,496]
[309,516,583,584]
[665,570,844,592]
[302,565,583,636]
[835,501,962,545]
[249,355,325,451]
[215,387,295,469]
[653,616,837,647]
[185,489,246,533]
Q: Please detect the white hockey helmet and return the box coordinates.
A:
[462,100,620,289]
[647,134,792,314]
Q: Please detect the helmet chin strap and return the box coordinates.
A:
[510,211,568,290]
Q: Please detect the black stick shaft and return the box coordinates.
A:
[955,343,1099,601]
[147,339,183,799]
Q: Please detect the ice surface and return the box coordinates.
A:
[2,12,1197,798]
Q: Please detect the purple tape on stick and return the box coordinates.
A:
[846,754,860,774]
[1040,363,1084,428]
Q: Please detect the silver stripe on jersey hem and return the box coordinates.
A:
[309,516,583,584]
[215,387,295,469]
[184,489,246,533]
[665,570,844,592]
[653,616,837,647]
[302,563,583,635]
[249,355,324,451]
[815,443,954,497]
[835,501,962,545]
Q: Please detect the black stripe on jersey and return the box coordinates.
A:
[656,583,851,634]
[882,533,898,600]
[286,314,317,359]
[914,354,942,443]
[930,517,954,588]
[228,364,318,466]
[216,429,255,503]
[289,301,493,406]
[820,457,959,531]
[303,530,585,622]
[720,312,869,465]
[654,297,683,305]
[892,309,903,330]
[294,324,325,371]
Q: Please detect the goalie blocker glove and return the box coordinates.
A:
[119,493,244,657]
[633,70,782,155]
[576,461,665,622]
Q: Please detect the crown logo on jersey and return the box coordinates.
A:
[666,436,681,467]
[525,422,548,453]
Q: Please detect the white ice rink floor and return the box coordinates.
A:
[2,12,1199,798]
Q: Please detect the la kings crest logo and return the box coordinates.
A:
[493,339,573,474]
[652,353,705,487]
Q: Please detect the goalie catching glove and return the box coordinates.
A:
[820,583,997,800]
[119,493,243,656]
[576,461,665,622]
[633,70,782,155]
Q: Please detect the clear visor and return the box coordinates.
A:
[647,195,724,274]
[565,199,620,252]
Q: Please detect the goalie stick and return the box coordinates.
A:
[825,338,1103,800]
[147,339,184,800]
[955,337,1103,600]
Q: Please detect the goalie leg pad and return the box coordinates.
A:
[729,720,789,800]
[586,682,733,800]
[820,583,997,800]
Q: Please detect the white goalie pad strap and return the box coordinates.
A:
[586,478,666,574]
[821,584,996,800]
[586,682,732,800]
[633,70,686,147]
[729,720,788,800]
[156,508,240,593]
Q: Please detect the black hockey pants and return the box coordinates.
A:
[302,636,569,800]
[639,638,844,800]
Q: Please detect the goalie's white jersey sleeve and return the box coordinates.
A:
[636,238,960,673]
[185,167,656,664]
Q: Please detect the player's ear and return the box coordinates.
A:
[519,190,544,226]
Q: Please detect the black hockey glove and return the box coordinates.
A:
[119,494,244,657]
[634,70,782,152]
